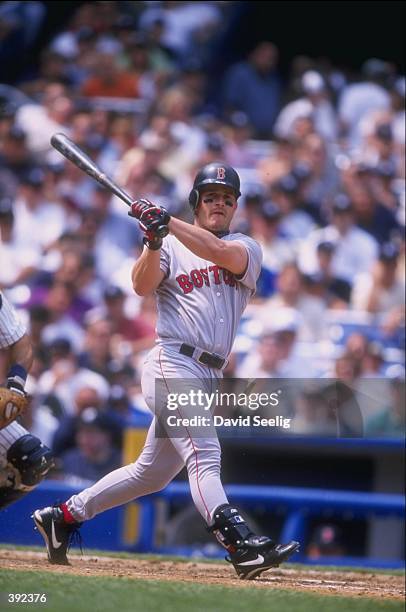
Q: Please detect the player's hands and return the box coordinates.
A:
[129,198,170,232]
[0,386,28,430]
[129,198,160,221]
[130,198,170,250]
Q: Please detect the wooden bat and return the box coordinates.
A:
[50,132,169,238]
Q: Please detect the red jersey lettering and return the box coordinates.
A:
[209,265,221,284]
[200,268,209,286]
[176,267,237,294]
[176,274,194,294]
[223,269,236,287]
[191,269,203,288]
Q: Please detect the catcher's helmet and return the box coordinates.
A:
[188,162,241,210]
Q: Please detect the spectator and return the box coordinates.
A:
[15,82,74,158]
[48,3,100,60]
[365,376,405,436]
[299,194,378,284]
[307,524,346,558]
[304,241,352,307]
[81,52,139,99]
[59,407,122,485]
[0,195,40,289]
[36,337,109,416]
[27,304,50,349]
[274,70,337,142]
[333,352,361,385]
[236,330,289,379]
[74,208,130,282]
[79,316,115,379]
[29,251,95,323]
[88,184,140,253]
[223,41,282,138]
[338,58,393,147]
[32,282,84,352]
[265,263,327,341]
[345,332,369,364]
[13,167,68,253]
[223,111,256,168]
[343,163,400,243]
[249,201,295,275]
[257,137,293,191]
[52,385,109,457]
[270,174,315,241]
[293,133,340,220]
[238,310,317,378]
[128,134,177,212]
[352,242,405,314]
[0,125,35,188]
[361,341,386,377]
[291,388,337,436]
[138,1,221,60]
[102,285,155,354]
[390,76,405,149]
[321,369,364,438]
[157,85,206,175]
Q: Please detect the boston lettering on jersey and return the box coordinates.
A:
[176,265,237,294]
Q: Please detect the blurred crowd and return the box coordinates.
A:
[0,1,404,485]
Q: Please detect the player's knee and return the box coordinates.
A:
[7,434,54,488]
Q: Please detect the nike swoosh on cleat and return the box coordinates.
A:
[237,554,265,566]
[51,520,62,549]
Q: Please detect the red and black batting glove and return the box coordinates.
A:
[129,198,162,224]
[138,208,171,251]
[129,198,170,244]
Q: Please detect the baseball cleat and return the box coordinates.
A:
[227,536,300,580]
[32,505,81,565]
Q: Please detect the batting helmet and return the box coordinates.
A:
[188,162,241,210]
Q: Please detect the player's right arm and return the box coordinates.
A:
[131,247,165,296]
[0,292,32,386]
[7,334,33,373]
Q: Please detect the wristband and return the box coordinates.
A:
[7,364,27,393]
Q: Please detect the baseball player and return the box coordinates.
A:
[33,163,299,579]
[0,291,54,510]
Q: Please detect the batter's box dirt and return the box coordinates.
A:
[0,549,404,601]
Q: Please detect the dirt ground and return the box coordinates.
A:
[0,549,404,601]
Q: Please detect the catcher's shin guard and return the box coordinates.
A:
[0,436,54,511]
[7,435,54,487]
[0,487,29,510]
[209,504,299,580]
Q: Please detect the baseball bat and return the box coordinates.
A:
[50,133,169,238]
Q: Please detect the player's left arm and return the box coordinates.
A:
[168,217,248,275]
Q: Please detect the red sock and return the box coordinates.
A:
[61,502,77,524]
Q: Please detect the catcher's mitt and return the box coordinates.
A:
[0,387,28,430]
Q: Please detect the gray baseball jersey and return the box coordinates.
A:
[156,233,263,357]
[66,232,263,526]
[0,291,26,349]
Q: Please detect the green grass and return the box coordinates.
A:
[0,570,403,612]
